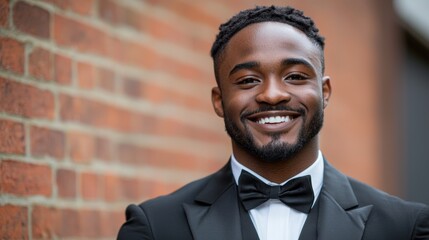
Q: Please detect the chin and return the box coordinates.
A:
[242,139,304,163]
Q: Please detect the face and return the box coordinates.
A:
[212,22,331,163]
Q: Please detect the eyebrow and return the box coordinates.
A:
[281,58,314,70]
[229,61,260,76]
[228,58,316,77]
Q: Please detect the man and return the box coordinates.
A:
[118,6,429,240]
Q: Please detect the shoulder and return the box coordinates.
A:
[347,177,429,237]
[324,160,427,216]
[348,176,427,212]
[117,172,218,239]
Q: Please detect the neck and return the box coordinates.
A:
[232,137,319,183]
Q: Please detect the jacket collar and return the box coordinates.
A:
[316,160,373,240]
[183,159,373,240]
[183,162,243,240]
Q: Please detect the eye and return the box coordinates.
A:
[284,74,308,81]
[237,77,260,85]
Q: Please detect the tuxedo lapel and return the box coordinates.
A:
[184,159,373,240]
[316,161,373,240]
[183,162,243,240]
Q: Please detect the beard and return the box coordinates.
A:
[224,104,324,163]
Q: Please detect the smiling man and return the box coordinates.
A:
[118,6,429,240]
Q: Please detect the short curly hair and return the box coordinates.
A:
[210,5,325,82]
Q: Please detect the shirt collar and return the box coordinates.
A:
[231,151,324,205]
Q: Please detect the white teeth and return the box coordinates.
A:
[257,116,291,124]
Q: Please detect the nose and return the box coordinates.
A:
[255,78,291,105]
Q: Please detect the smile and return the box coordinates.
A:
[256,116,292,124]
[245,110,301,132]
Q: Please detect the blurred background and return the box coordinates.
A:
[0,0,428,238]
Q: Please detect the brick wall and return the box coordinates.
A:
[0,0,400,239]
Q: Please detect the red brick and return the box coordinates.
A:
[139,179,159,199]
[100,1,145,37]
[56,168,76,198]
[103,173,120,202]
[98,0,211,54]
[60,94,105,126]
[119,40,152,69]
[13,1,50,39]
[98,0,123,25]
[100,211,123,237]
[32,205,59,239]
[44,0,94,15]
[97,67,115,92]
[53,14,107,56]
[105,35,123,61]
[33,206,82,238]
[68,131,95,163]
[150,116,223,144]
[117,143,147,166]
[162,57,208,83]
[98,0,149,40]
[53,54,72,85]
[140,14,211,54]
[143,83,211,111]
[116,143,196,169]
[31,126,65,159]
[59,94,152,132]
[104,175,153,202]
[122,76,144,98]
[60,94,224,142]
[0,205,28,239]
[0,119,25,154]
[29,47,53,81]
[34,208,108,238]
[35,208,118,238]
[120,40,208,83]
[95,137,113,161]
[79,209,101,237]
[0,78,55,119]
[153,117,225,144]
[77,62,96,89]
[80,172,103,200]
[122,41,209,84]
[0,160,52,196]
[58,208,79,237]
[59,93,222,142]
[117,142,222,172]
[146,0,221,27]
[136,178,181,199]
[140,15,185,43]
[0,37,24,74]
[0,0,8,27]
[119,176,142,201]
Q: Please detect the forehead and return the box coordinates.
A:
[219,22,322,76]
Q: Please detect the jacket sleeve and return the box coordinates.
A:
[412,206,429,240]
[117,204,154,240]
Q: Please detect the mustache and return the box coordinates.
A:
[241,104,305,119]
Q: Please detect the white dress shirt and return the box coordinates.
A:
[231,151,324,240]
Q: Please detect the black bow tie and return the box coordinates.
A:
[238,170,314,213]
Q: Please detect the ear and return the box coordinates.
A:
[321,76,332,109]
[211,86,224,118]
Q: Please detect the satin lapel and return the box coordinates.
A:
[183,162,243,240]
[317,191,372,240]
[317,160,373,240]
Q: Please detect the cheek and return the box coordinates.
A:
[292,87,324,110]
[223,92,254,117]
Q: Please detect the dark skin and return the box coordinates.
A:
[211,22,332,183]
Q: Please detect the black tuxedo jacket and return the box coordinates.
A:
[118,160,429,240]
